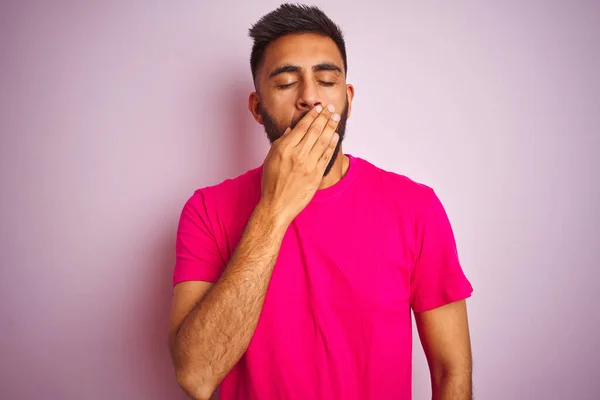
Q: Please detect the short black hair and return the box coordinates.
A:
[248,3,347,87]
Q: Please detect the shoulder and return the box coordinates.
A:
[183,165,263,217]
[353,155,436,206]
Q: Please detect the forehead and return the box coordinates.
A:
[260,33,344,75]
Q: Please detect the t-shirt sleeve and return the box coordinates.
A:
[409,188,473,312]
[172,191,226,286]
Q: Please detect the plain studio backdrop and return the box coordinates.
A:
[1,1,599,399]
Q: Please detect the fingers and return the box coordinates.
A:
[297,104,338,156]
[282,105,323,146]
[274,104,340,174]
[308,108,340,162]
[316,135,338,174]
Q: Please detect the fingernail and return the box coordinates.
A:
[333,133,340,142]
[332,113,340,121]
[315,105,323,113]
[327,104,335,113]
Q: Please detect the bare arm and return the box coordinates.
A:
[169,104,341,399]
[414,299,472,400]
[169,202,287,399]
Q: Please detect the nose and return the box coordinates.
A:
[296,80,323,110]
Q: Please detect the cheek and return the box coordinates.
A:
[264,92,294,112]
[263,101,296,125]
[325,88,347,108]
[262,107,294,130]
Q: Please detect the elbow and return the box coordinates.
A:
[175,368,217,400]
[170,334,218,399]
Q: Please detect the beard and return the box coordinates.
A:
[260,99,349,177]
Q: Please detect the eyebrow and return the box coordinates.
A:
[268,62,343,79]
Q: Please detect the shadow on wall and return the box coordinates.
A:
[138,67,262,400]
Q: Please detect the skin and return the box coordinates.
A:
[248,32,355,186]
[169,32,472,400]
[416,300,473,399]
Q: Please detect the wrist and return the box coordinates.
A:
[253,200,291,237]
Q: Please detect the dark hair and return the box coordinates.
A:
[248,3,347,87]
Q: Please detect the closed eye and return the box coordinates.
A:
[278,81,335,89]
[278,82,297,89]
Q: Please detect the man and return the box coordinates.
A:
[169,4,473,400]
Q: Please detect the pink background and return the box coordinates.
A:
[1,1,599,399]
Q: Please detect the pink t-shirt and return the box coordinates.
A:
[173,154,473,400]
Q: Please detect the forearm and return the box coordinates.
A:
[173,201,287,398]
[432,370,472,400]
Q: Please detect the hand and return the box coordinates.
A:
[259,104,341,227]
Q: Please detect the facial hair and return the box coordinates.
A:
[260,99,349,177]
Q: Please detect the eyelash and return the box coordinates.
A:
[278,81,336,89]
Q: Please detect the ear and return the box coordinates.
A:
[345,84,355,119]
[248,92,264,125]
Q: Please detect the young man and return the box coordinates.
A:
[169,4,473,400]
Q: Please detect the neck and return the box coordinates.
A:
[318,148,349,190]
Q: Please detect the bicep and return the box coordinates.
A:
[414,299,472,375]
[169,281,214,353]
